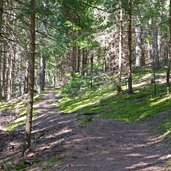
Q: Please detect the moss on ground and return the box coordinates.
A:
[59,69,171,131]
[0,93,43,131]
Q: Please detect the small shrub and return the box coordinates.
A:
[61,72,86,98]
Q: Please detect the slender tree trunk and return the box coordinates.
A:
[141,34,145,66]
[0,0,3,99]
[5,53,9,100]
[103,47,107,73]
[158,30,162,64]
[71,46,76,72]
[38,55,45,93]
[82,48,86,75]
[116,0,122,93]
[135,21,142,68]
[0,46,2,100]
[17,47,24,96]
[12,48,16,95]
[152,18,159,69]
[7,51,12,101]
[7,46,15,101]
[104,57,107,73]
[127,0,133,94]
[90,52,93,87]
[19,61,23,96]
[2,45,6,98]
[167,0,171,93]
[24,60,29,94]
[152,49,157,95]
[23,0,36,154]
[77,46,81,73]
[161,45,167,67]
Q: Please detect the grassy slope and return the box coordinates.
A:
[0,94,42,131]
[59,69,171,131]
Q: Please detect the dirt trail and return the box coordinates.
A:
[1,90,171,171]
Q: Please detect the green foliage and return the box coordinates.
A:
[0,94,42,132]
[61,72,86,98]
[61,83,171,122]
[15,162,29,170]
[79,115,93,126]
[61,70,116,100]
[74,35,99,49]
[6,108,38,131]
[48,156,63,163]
[59,70,171,133]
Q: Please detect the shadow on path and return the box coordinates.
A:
[1,90,171,171]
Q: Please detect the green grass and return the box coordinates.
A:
[0,93,43,131]
[15,162,29,170]
[60,84,170,122]
[59,69,171,131]
[79,115,93,126]
[40,155,63,171]
[6,108,38,131]
[48,156,63,163]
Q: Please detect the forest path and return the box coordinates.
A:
[33,90,171,171]
[1,90,171,171]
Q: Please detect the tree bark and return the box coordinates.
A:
[116,0,122,93]
[38,55,45,93]
[0,0,3,99]
[23,0,36,154]
[72,46,76,72]
[2,44,6,99]
[127,0,133,94]
[152,47,157,95]
[135,22,142,68]
[82,48,86,75]
[167,0,171,93]
[152,18,159,69]
[77,46,81,73]
[7,47,13,101]
[90,52,93,87]
[24,60,29,94]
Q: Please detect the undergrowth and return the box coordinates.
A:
[0,93,43,131]
[59,69,171,133]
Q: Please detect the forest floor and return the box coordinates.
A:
[1,90,171,171]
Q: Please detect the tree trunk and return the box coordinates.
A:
[116,0,122,93]
[38,55,45,93]
[0,0,3,99]
[82,48,86,75]
[5,51,9,100]
[158,30,162,65]
[0,46,2,100]
[19,61,23,96]
[167,0,171,93]
[7,47,14,101]
[2,45,6,99]
[71,46,76,72]
[141,34,145,66]
[24,60,29,94]
[152,49,157,95]
[23,0,36,154]
[152,18,159,69]
[90,52,93,87]
[77,46,81,73]
[127,0,133,94]
[135,22,142,68]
